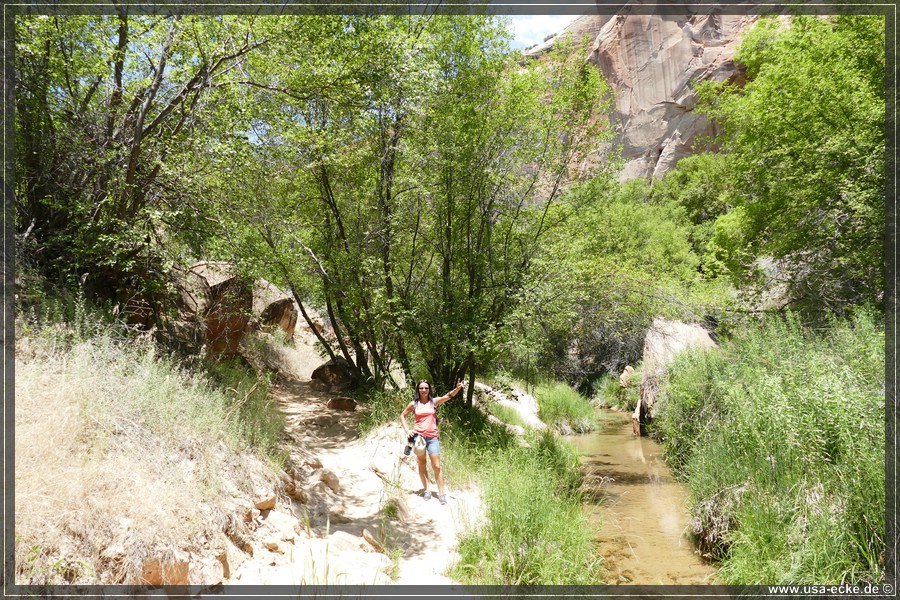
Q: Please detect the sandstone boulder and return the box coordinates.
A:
[218,539,248,578]
[362,528,386,554]
[327,397,358,412]
[317,469,341,494]
[311,356,359,390]
[252,279,298,342]
[632,317,717,435]
[328,531,365,554]
[254,492,276,511]
[473,382,547,431]
[171,265,212,315]
[188,261,253,357]
[170,264,310,357]
[137,551,189,586]
[190,554,226,586]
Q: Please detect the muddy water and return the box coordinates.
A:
[565,409,718,585]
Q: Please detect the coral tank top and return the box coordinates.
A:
[413,399,438,438]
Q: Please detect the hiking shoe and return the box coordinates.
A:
[424,490,432,501]
[439,494,447,505]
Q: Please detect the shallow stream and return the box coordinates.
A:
[565,409,718,585]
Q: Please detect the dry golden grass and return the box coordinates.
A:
[14,328,279,585]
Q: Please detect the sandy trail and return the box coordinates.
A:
[225,376,482,587]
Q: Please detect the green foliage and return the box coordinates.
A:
[534,381,598,433]
[591,371,641,412]
[14,14,262,301]
[513,175,731,382]
[696,15,885,316]
[651,152,741,279]
[200,15,614,393]
[652,153,734,227]
[653,308,885,584]
[451,431,600,584]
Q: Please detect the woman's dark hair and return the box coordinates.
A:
[414,380,434,402]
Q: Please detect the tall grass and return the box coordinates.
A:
[15,300,286,584]
[358,388,409,435]
[485,403,529,429]
[432,397,521,489]
[591,370,641,412]
[450,431,600,585]
[534,381,599,433]
[653,308,885,585]
[203,356,284,459]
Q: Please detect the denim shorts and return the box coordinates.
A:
[421,435,440,455]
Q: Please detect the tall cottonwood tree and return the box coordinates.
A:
[202,15,433,387]
[206,16,612,395]
[402,26,611,402]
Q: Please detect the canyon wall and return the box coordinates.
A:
[528,10,757,180]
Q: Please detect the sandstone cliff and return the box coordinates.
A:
[528,10,757,180]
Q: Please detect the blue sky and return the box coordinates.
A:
[505,15,579,49]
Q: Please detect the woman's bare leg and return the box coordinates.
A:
[430,453,444,497]
[417,453,429,492]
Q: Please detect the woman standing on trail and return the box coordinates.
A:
[400,378,464,505]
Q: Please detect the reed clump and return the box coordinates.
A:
[450,430,600,585]
[534,381,599,433]
[653,308,885,585]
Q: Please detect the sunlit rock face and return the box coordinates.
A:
[531,9,757,180]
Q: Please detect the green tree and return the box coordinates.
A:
[513,177,728,382]
[400,28,612,400]
[203,17,612,396]
[696,15,885,315]
[14,13,265,308]
[651,152,736,278]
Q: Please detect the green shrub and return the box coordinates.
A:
[451,432,600,584]
[591,371,641,412]
[534,381,598,433]
[654,308,885,584]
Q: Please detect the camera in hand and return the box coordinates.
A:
[403,433,416,456]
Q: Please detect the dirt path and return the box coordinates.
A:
[224,377,483,587]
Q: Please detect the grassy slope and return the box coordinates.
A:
[652,309,885,585]
[14,307,603,588]
[14,309,285,585]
